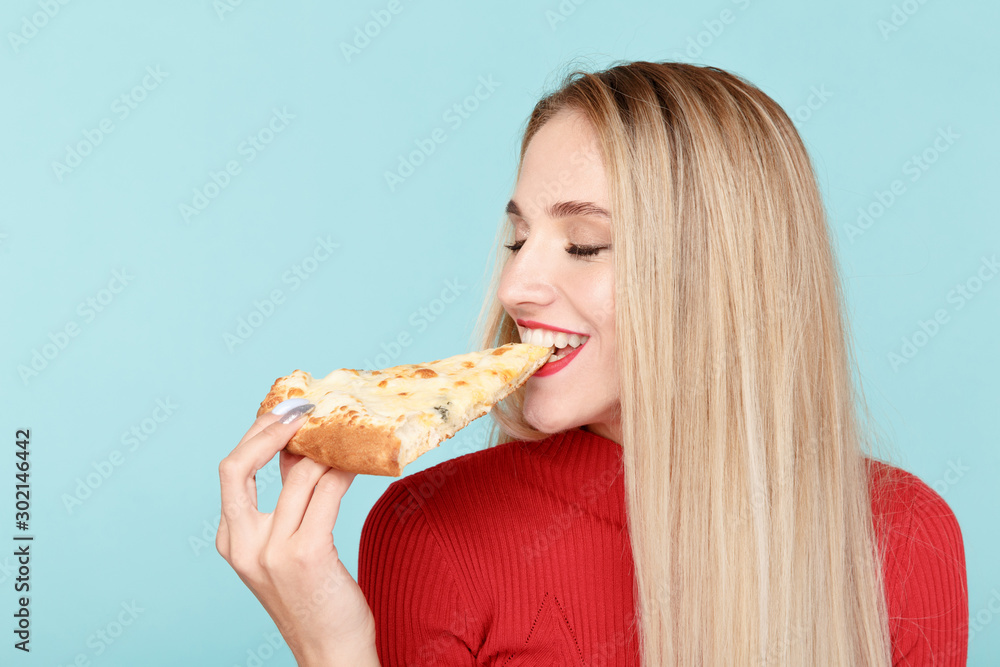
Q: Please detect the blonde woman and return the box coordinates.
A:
[216,61,968,666]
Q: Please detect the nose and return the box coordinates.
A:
[497,237,557,312]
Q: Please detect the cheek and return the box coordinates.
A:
[587,272,616,375]
[588,271,615,333]
[496,264,513,308]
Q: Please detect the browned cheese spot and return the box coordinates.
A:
[491,347,508,355]
[455,380,467,386]
[398,392,410,396]
[288,388,304,398]
[414,368,438,379]
[347,369,360,376]
[378,379,388,388]
[462,361,475,368]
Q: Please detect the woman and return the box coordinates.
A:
[216,61,968,666]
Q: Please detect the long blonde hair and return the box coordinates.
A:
[472,60,900,665]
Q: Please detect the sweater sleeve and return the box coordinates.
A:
[889,475,968,666]
[358,479,480,667]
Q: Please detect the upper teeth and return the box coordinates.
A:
[519,327,588,349]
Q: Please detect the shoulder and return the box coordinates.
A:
[356,443,516,601]
[357,434,546,617]
[866,458,965,553]
[865,458,969,663]
[357,445,512,659]
[362,427,596,537]
[410,438,519,501]
[362,435,534,537]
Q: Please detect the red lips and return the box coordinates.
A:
[516,319,587,336]
[532,342,585,376]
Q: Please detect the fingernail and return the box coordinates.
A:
[279,403,315,424]
[271,397,309,415]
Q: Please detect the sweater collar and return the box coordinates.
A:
[524,427,622,459]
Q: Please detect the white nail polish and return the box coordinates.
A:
[279,403,315,424]
[271,397,309,415]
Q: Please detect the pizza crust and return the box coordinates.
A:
[256,343,552,476]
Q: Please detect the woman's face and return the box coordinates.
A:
[498,108,621,443]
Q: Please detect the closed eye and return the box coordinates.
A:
[567,244,610,257]
[503,240,611,258]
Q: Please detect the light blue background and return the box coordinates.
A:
[1,0,997,664]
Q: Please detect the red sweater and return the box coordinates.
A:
[358,428,967,666]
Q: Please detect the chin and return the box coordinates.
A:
[522,401,569,435]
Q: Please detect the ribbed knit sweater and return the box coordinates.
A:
[358,428,968,666]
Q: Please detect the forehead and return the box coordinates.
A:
[513,109,607,221]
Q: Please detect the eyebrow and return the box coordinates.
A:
[505,199,610,222]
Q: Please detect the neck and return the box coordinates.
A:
[582,421,622,444]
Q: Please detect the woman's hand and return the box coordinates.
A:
[216,400,379,666]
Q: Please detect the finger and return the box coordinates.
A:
[280,448,306,483]
[226,413,285,517]
[239,405,316,506]
[219,404,315,529]
[237,397,311,449]
[216,512,230,560]
[234,399,312,506]
[297,468,358,539]
[271,456,331,539]
[245,472,257,525]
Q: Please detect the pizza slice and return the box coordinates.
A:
[256,343,553,476]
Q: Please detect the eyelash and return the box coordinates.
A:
[504,240,610,257]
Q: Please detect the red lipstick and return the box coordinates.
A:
[516,319,587,336]
[532,343,585,376]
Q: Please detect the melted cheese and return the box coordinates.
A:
[299,343,553,439]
